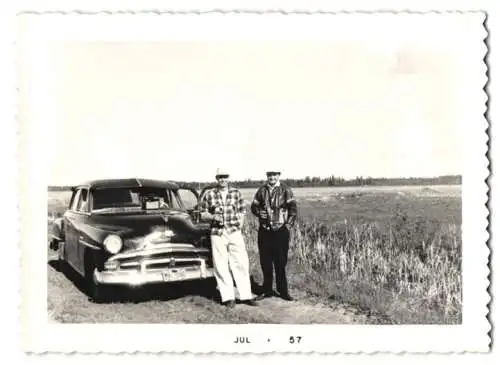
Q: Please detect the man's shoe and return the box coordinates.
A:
[279,293,295,301]
[240,299,259,307]
[255,292,274,301]
[222,300,236,308]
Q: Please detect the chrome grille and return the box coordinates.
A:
[118,251,199,265]
[111,250,211,271]
[147,260,201,270]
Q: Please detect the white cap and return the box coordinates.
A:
[266,169,281,175]
[215,168,230,177]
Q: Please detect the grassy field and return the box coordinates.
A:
[47,185,461,324]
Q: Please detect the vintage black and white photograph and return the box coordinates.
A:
[18,11,489,353]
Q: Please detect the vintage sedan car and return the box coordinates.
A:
[49,178,214,302]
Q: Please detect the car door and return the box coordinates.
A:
[64,188,81,273]
[74,188,91,274]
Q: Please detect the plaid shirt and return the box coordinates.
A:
[199,187,246,236]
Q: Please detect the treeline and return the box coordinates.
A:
[48,175,461,191]
[176,175,462,190]
[49,186,73,191]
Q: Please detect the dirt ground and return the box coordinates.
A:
[47,252,376,324]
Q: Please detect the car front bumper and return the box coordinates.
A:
[93,265,214,286]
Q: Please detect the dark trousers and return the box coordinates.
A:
[257,226,290,296]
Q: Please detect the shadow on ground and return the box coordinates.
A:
[48,259,222,304]
[48,259,266,305]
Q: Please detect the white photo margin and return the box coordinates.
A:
[17,11,490,353]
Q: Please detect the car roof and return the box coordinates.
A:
[73,178,180,190]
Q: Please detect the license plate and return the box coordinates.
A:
[162,269,186,282]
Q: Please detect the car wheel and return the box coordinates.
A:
[88,280,104,303]
[84,249,108,303]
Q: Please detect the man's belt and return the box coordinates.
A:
[262,222,285,231]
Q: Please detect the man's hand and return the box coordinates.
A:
[285,222,293,231]
[212,214,223,223]
[236,212,245,227]
[259,210,269,220]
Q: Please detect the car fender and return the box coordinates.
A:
[78,222,132,249]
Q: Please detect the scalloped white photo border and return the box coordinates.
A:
[16,11,490,353]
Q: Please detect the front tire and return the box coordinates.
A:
[84,249,108,303]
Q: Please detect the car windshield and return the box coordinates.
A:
[91,187,183,212]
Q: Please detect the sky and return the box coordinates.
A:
[19,16,482,185]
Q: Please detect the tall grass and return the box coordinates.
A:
[47,189,462,324]
[242,212,462,324]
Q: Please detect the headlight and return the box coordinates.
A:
[103,234,123,254]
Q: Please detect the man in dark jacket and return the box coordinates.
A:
[251,170,298,301]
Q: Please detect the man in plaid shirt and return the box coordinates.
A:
[199,168,257,308]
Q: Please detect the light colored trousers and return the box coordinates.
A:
[210,229,253,302]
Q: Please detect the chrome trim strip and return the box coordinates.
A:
[112,245,209,260]
[50,234,63,241]
[67,209,91,216]
[79,239,100,250]
[120,262,140,268]
[113,257,203,268]
[146,257,202,265]
[73,211,91,216]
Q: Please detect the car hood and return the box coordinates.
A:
[89,209,210,238]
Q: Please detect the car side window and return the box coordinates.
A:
[70,189,81,211]
[77,189,89,213]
